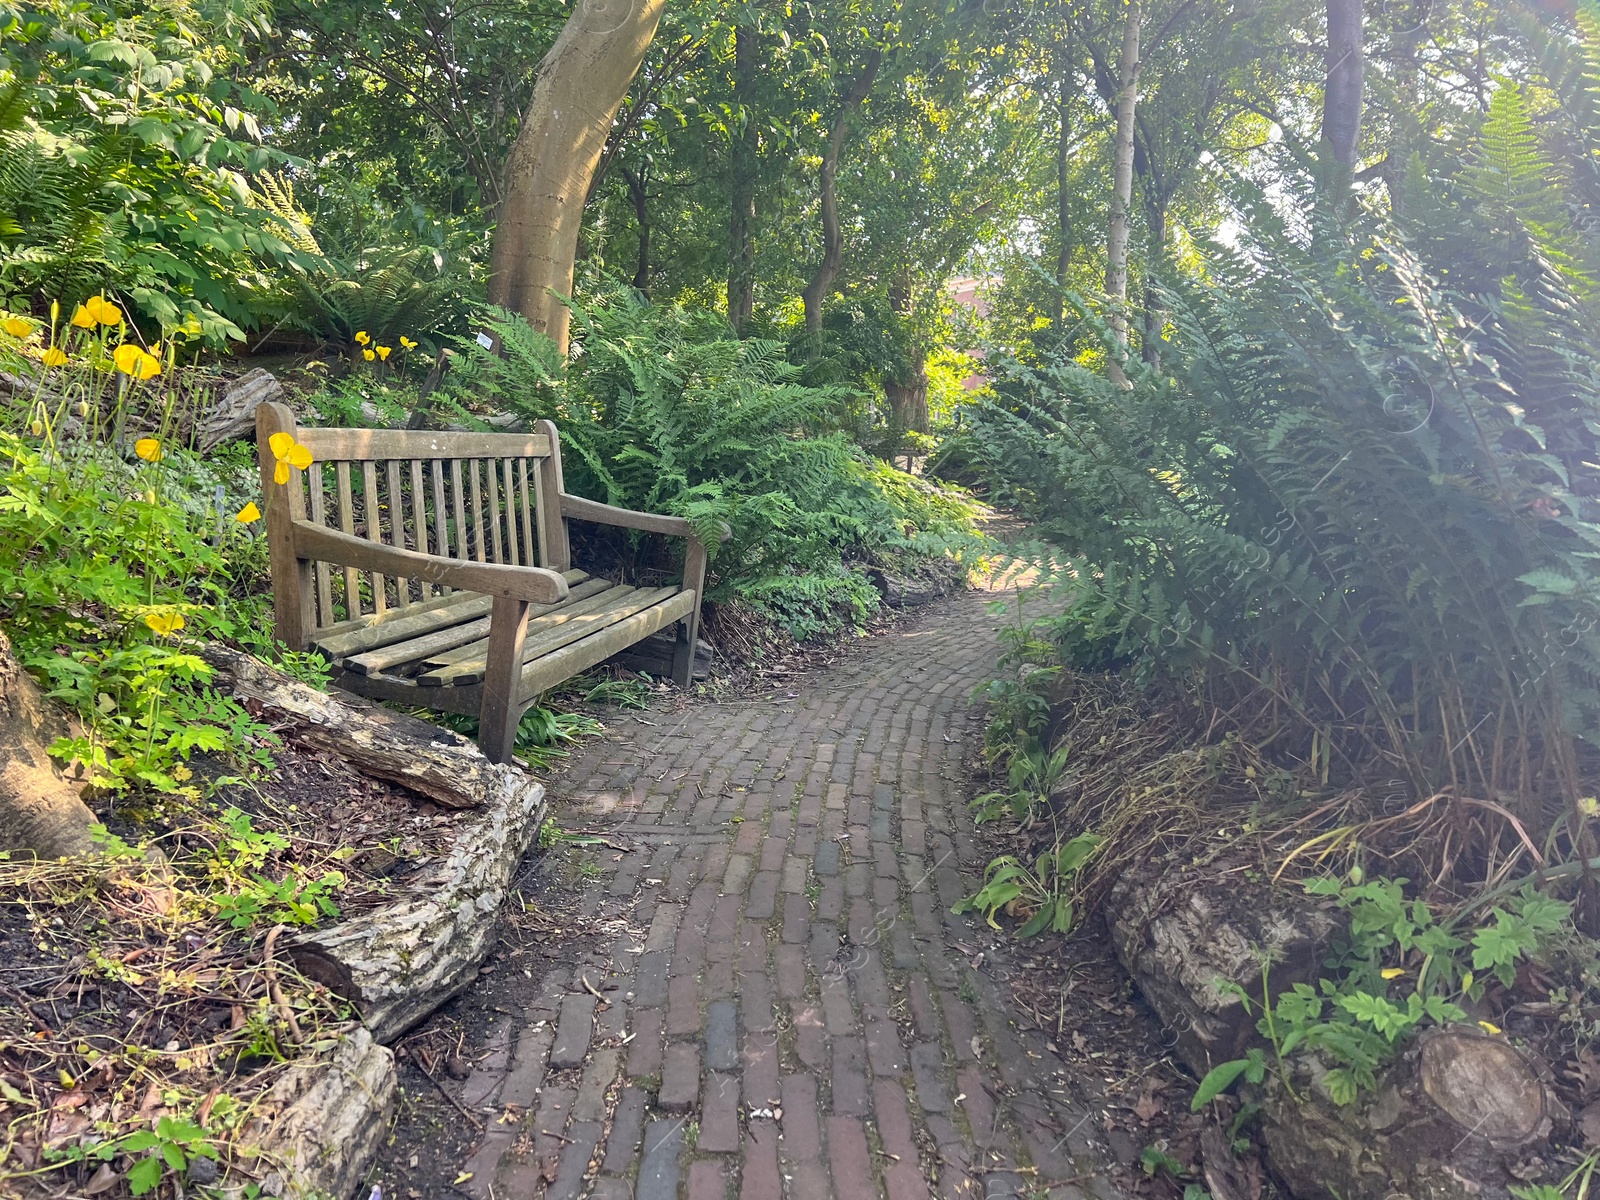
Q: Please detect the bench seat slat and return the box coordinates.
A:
[311,569,591,657]
[418,585,682,687]
[419,583,643,672]
[516,589,696,697]
[341,576,616,675]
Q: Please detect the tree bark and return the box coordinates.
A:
[1054,50,1073,330]
[1106,0,1143,387]
[622,165,651,296]
[1140,188,1169,368]
[727,23,758,335]
[801,48,885,338]
[886,350,930,435]
[0,630,98,859]
[1322,0,1365,167]
[488,0,666,356]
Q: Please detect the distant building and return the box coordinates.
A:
[946,275,997,391]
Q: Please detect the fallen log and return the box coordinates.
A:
[200,643,549,1041]
[243,1024,396,1199]
[1259,1027,1568,1199]
[202,643,495,809]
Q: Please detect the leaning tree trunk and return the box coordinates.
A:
[1322,0,1364,168]
[1106,0,1143,387]
[489,0,667,356]
[727,23,758,335]
[801,48,885,339]
[0,630,98,858]
[1054,50,1074,330]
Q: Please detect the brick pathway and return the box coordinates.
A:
[454,589,1124,1200]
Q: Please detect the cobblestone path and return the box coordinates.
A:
[455,589,1123,1200]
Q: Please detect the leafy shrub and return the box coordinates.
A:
[0,0,308,342]
[442,286,987,632]
[967,61,1600,851]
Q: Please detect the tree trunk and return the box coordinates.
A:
[1106,0,1143,387]
[886,348,930,435]
[727,23,758,335]
[801,48,885,338]
[1054,50,1073,330]
[0,630,98,858]
[623,165,651,296]
[1322,0,1364,168]
[1141,197,1168,368]
[488,0,666,356]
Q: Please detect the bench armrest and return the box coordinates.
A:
[559,493,732,541]
[292,521,569,604]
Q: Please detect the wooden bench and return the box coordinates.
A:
[255,401,715,764]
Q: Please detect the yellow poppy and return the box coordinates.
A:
[1478,1020,1501,1035]
[354,331,371,345]
[85,296,123,326]
[235,502,261,523]
[2,316,34,338]
[268,432,314,485]
[1380,967,1404,980]
[70,304,96,329]
[376,345,391,360]
[399,336,417,350]
[134,438,162,462]
[362,347,376,361]
[143,611,186,637]
[113,344,162,380]
[39,347,68,367]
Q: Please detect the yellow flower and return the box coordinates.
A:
[143,611,186,638]
[2,316,34,338]
[70,304,96,329]
[362,347,376,361]
[39,347,68,367]
[375,345,391,361]
[354,331,371,345]
[113,343,161,380]
[1478,1020,1502,1036]
[268,431,314,485]
[29,421,42,436]
[399,336,417,350]
[235,502,261,523]
[1380,967,1404,980]
[85,296,123,326]
[134,438,162,462]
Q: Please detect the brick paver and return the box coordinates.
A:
[454,590,1123,1199]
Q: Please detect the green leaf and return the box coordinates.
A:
[1191,1058,1252,1110]
[126,1155,164,1196]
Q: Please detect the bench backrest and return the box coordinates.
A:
[256,402,572,635]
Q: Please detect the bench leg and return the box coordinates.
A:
[480,595,532,765]
[673,537,708,690]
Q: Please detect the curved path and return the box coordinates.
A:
[456,588,1123,1200]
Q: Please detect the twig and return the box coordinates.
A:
[260,926,303,1044]
[413,1056,485,1132]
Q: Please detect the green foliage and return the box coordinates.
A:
[954,832,1101,937]
[1191,876,1572,1111]
[0,0,309,341]
[0,421,277,794]
[444,291,985,634]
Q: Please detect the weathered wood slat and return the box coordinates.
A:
[449,459,468,572]
[307,467,335,626]
[313,588,487,647]
[292,522,570,606]
[341,577,614,675]
[386,459,410,603]
[517,460,536,567]
[410,460,433,600]
[487,458,505,564]
[294,428,551,461]
[560,492,697,538]
[336,461,361,619]
[468,459,486,563]
[361,461,386,615]
[430,460,450,566]
[420,586,679,687]
[516,590,696,697]
[533,421,571,572]
[420,584,640,671]
[502,459,520,566]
